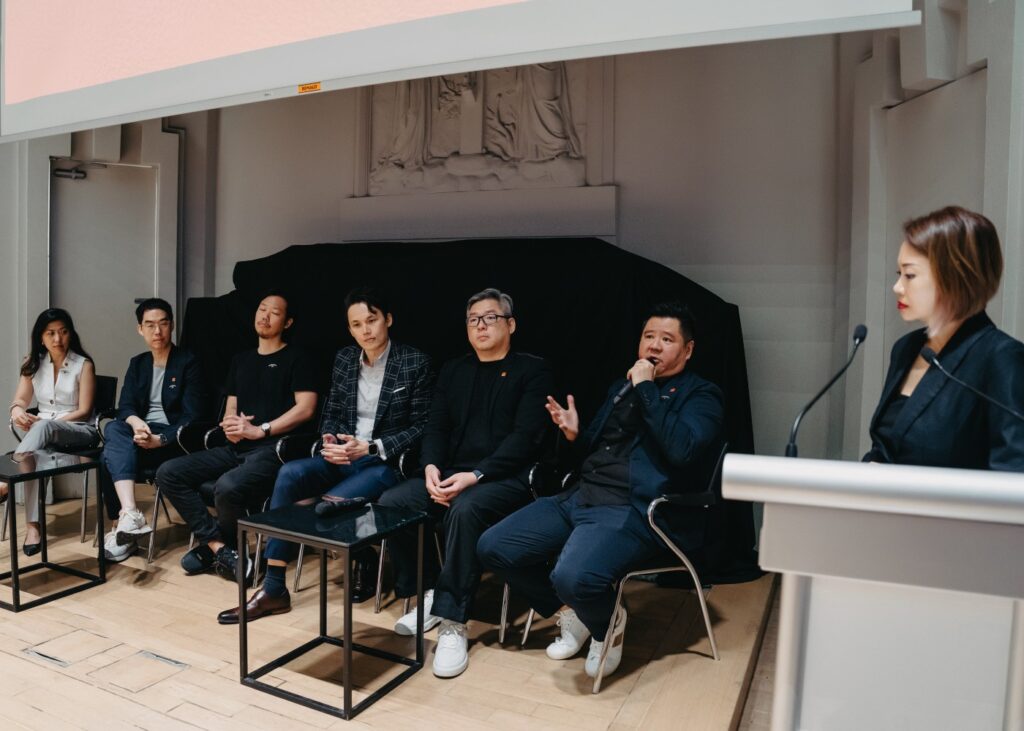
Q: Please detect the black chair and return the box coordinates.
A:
[517,442,730,693]
[4,375,117,543]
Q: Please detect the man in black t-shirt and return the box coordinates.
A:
[157,292,317,580]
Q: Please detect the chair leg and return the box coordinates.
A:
[188,532,195,551]
[293,544,306,593]
[434,532,444,564]
[374,539,387,614]
[253,534,263,584]
[498,582,511,645]
[592,579,630,694]
[1,497,8,542]
[675,554,720,662]
[521,608,535,647]
[147,486,161,564]
[79,471,89,542]
[160,494,173,524]
[403,597,411,615]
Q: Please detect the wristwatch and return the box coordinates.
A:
[260,422,271,437]
[472,469,484,482]
[367,441,379,456]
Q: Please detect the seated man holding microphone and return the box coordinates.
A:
[478,301,724,679]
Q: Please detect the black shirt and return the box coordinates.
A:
[874,393,908,462]
[224,345,317,450]
[451,358,506,471]
[577,390,644,507]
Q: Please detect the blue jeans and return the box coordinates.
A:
[477,490,666,640]
[263,454,399,563]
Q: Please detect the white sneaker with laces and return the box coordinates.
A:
[585,608,627,678]
[394,589,441,635]
[103,530,136,563]
[433,619,469,678]
[115,508,152,546]
[546,608,591,660]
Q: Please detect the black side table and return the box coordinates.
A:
[0,449,105,612]
[237,503,428,720]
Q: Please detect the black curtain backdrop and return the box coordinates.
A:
[181,237,761,582]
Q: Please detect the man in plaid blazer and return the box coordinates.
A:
[217,286,434,624]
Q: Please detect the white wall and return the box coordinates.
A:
[211,36,843,458]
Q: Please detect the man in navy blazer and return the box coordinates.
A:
[101,298,205,561]
[217,287,434,624]
[479,301,724,680]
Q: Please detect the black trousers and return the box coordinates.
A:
[155,445,282,548]
[378,473,531,624]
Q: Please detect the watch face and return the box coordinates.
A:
[368,442,378,456]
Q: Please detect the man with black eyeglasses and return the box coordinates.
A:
[379,287,553,678]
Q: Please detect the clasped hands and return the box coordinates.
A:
[425,464,478,507]
[320,433,371,465]
[127,415,163,449]
[10,406,39,432]
[220,412,264,444]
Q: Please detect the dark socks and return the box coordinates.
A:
[262,564,288,597]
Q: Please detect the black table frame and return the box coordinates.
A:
[237,510,426,720]
[0,453,105,612]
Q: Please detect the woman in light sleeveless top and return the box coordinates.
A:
[1,309,98,555]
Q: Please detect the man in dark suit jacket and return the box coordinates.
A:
[382,288,554,679]
[217,287,434,624]
[478,302,724,681]
[101,298,205,562]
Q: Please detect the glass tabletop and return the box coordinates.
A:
[0,449,101,482]
[239,503,428,549]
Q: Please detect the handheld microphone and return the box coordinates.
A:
[920,347,1024,423]
[785,324,868,458]
[613,357,658,404]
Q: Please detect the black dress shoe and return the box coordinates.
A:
[22,542,41,557]
[217,587,291,625]
[180,544,217,575]
[214,545,255,585]
[350,553,379,603]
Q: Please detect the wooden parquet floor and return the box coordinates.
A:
[0,497,774,730]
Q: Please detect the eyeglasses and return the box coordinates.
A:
[466,314,512,328]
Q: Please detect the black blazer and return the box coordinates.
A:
[319,341,434,462]
[864,312,1024,471]
[116,345,206,434]
[420,351,554,481]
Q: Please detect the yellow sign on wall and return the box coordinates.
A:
[298,82,322,94]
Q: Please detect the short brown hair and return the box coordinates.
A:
[903,206,1003,321]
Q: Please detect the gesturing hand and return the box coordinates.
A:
[545,395,579,441]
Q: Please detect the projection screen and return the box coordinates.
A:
[1,0,917,141]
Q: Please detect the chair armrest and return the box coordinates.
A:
[652,491,716,510]
[275,432,319,464]
[204,426,227,450]
[176,421,217,453]
[92,408,118,444]
[9,407,40,442]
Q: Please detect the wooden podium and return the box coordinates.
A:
[723,454,1024,730]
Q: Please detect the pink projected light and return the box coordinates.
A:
[4,0,525,104]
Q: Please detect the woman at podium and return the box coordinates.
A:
[864,206,1024,471]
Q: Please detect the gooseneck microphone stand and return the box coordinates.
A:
[785,324,868,458]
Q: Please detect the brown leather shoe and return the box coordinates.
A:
[217,588,291,625]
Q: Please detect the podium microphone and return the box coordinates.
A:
[785,324,868,458]
[920,347,1024,423]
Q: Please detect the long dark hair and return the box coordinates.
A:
[20,308,93,378]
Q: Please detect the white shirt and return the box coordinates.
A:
[355,340,390,459]
[32,351,88,420]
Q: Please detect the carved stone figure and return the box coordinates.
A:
[369,61,586,195]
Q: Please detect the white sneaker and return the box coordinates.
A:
[433,620,469,678]
[103,530,136,563]
[115,508,152,546]
[394,589,441,635]
[585,608,627,678]
[546,608,591,660]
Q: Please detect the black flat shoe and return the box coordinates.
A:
[22,542,41,557]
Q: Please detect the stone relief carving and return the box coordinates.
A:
[369,61,587,195]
